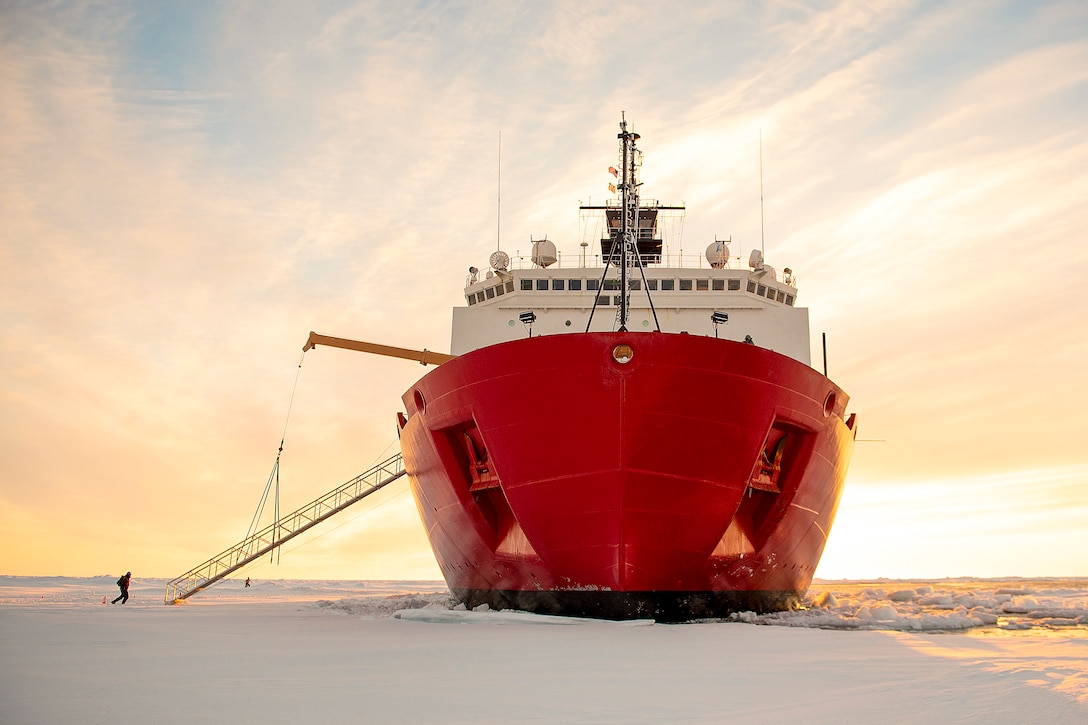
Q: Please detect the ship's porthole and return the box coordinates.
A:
[642,320,649,327]
[508,320,515,327]
[612,343,634,364]
[823,391,836,417]
[413,389,426,414]
[565,320,571,326]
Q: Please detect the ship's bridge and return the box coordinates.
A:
[453,243,811,366]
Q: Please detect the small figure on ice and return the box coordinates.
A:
[244,577,251,588]
[112,572,131,604]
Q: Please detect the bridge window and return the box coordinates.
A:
[647,279,658,290]
[661,279,675,291]
[521,279,533,291]
[729,279,741,291]
[680,279,692,290]
[748,281,756,293]
[604,279,620,291]
[486,287,496,299]
[568,279,582,291]
[587,279,600,290]
[468,294,477,305]
[536,279,548,291]
[505,281,515,293]
[713,279,725,291]
[757,284,766,296]
[477,291,486,303]
[696,279,709,291]
[495,284,505,296]
[785,294,795,306]
[629,280,641,291]
[552,279,564,291]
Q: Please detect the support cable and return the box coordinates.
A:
[246,352,306,561]
[585,236,621,332]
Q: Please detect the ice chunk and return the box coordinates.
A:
[870,605,899,621]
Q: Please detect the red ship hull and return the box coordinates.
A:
[398,332,854,620]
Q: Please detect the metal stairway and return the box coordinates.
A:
[165,453,406,604]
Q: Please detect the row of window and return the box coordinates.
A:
[466,277,795,306]
[752,281,795,305]
[468,279,516,304]
[519,278,746,292]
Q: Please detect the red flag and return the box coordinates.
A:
[608,166,618,177]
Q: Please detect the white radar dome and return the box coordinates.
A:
[531,239,558,268]
[489,250,510,271]
[705,241,729,269]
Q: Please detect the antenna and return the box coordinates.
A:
[497,131,502,252]
[759,128,765,257]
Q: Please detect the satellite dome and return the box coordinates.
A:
[532,239,557,268]
[490,250,510,271]
[705,241,729,269]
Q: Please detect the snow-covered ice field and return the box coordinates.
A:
[2,576,1086,723]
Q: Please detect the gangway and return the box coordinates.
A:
[165,453,406,604]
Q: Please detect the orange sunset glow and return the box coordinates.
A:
[2,1,1086,582]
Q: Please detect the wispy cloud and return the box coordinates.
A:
[1,1,1086,578]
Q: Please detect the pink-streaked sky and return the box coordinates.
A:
[2,1,1086,581]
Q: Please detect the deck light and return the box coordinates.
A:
[711,311,729,337]
[519,311,537,337]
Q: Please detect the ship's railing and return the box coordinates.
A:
[164,453,406,604]
[473,251,754,275]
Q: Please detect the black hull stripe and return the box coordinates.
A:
[453,588,802,622]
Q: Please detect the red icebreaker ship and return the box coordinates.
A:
[396,118,855,620]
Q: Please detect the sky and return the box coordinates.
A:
[1,0,1086,582]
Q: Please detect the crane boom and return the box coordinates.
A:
[303,331,456,366]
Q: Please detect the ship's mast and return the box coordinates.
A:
[618,116,640,332]
[584,116,666,334]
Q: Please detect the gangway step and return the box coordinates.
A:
[165,453,406,604]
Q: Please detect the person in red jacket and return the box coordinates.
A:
[111,572,131,604]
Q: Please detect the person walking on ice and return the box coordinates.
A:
[112,572,131,604]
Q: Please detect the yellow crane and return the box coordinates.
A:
[302,331,456,366]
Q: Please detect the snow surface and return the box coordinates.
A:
[2,576,1086,723]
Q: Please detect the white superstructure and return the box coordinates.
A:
[452,244,810,365]
[453,123,811,366]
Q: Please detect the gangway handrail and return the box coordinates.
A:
[164,453,406,604]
